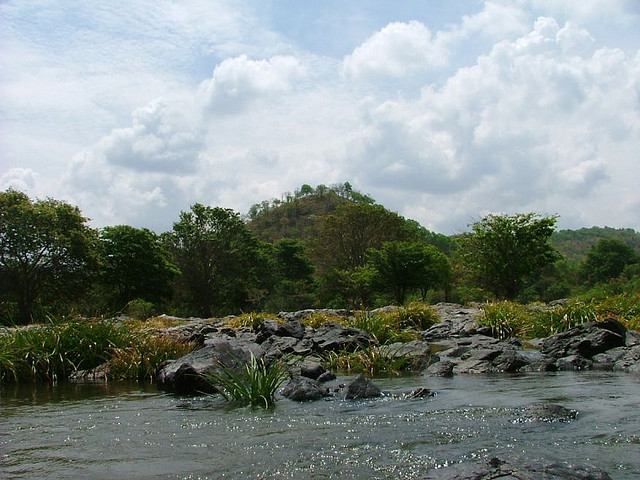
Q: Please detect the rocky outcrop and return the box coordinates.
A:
[419,456,612,480]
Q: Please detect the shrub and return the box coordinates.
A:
[126,299,156,319]
[204,354,287,408]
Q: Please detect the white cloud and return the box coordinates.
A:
[0,168,38,192]
[343,21,448,80]
[199,55,304,113]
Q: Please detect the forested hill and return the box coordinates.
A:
[245,183,371,243]
[246,182,639,264]
[245,182,454,254]
[551,227,640,263]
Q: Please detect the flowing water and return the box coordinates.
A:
[1,371,639,479]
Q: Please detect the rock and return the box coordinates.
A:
[419,456,612,480]
[299,360,327,380]
[421,303,483,340]
[259,335,300,363]
[426,359,455,377]
[311,322,375,352]
[68,363,109,383]
[611,344,640,373]
[541,319,627,360]
[556,354,593,371]
[409,387,435,398]
[281,376,328,401]
[278,308,350,323]
[256,319,306,343]
[345,374,381,399]
[156,339,260,394]
[515,403,578,423]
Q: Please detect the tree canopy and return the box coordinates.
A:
[0,189,98,323]
[460,213,559,300]
[579,238,638,285]
[165,204,265,317]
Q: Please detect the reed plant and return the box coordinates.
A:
[204,354,287,408]
[478,301,530,340]
[322,345,422,377]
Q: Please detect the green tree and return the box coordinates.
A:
[265,238,316,310]
[460,213,559,300]
[166,204,264,317]
[316,203,412,272]
[99,225,179,310]
[0,189,98,323]
[579,238,638,285]
[368,241,452,305]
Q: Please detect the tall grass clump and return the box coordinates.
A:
[322,345,423,377]
[478,301,531,340]
[107,334,194,381]
[0,319,132,384]
[528,300,598,338]
[204,354,287,409]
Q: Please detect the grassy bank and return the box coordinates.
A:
[0,318,194,384]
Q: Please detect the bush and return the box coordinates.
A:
[126,299,156,319]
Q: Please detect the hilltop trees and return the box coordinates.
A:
[459,213,559,300]
[0,189,99,323]
[579,238,638,285]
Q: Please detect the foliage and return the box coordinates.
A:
[204,354,287,408]
[0,189,99,324]
[348,310,417,344]
[316,203,414,272]
[0,318,194,384]
[166,204,266,317]
[0,319,131,383]
[460,213,559,300]
[478,302,532,340]
[125,299,157,319]
[99,225,179,311]
[107,334,194,381]
[298,311,348,328]
[223,312,278,330]
[368,241,452,304]
[579,238,638,285]
[551,226,640,263]
[322,345,423,377]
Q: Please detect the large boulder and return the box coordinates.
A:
[345,374,381,399]
[156,339,260,394]
[541,319,627,360]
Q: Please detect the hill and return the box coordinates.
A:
[551,226,640,263]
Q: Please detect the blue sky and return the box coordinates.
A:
[1,0,639,234]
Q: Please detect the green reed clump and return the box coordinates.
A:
[322,345,422,377]
[528,300,598,338]
[347,311,417,344]
[107,334,194,381]
[0,319,132,384]
[478,301,531,340]
[299,311,348,328]
[204,354,287,409]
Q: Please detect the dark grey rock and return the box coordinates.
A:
[311,322,375,352]
[281,376,328,401]
[299,360,327,380]
[426,359,455,377]
[156,339,259,394]
[556,354,593,371]
[541,319,626,359]
[345,374,382,399]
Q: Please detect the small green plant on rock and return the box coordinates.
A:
[204,354,287,409]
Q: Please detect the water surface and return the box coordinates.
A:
[1,372,639,479]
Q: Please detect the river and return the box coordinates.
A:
[1,371,639,479]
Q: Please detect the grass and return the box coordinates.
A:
[478,292,640,340]
[322,344,424,377]
[203,354,287,408]
[0,318,194,384]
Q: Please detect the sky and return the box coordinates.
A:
[1,0,639,235]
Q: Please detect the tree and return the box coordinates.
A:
[165,204,264,317]
[460,213,559,300]
[368,241,452,305]
[99,225,179,310]
[0,189,98,323]
[315,203,413,272]
[579,238,638,285]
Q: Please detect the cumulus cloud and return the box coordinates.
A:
[342,15,640,231]
[343,21,448,80]
[98,100,202,173]
[199,55,304,113]
[0,168,38,192]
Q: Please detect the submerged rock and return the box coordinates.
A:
[281,376,328,401]
[419,456,612,480]
[345,374,381,399]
